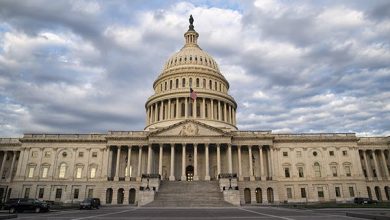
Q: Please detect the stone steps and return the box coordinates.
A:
[145,181,233,207]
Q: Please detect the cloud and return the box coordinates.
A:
[0,0,389,137]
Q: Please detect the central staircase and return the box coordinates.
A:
[145,181,233,207]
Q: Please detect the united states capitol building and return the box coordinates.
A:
[0,16,389,206]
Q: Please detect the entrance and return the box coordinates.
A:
[186,165,194,181]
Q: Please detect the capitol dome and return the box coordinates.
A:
[145,15,237,131]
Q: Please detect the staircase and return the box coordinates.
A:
[145,181,233,207]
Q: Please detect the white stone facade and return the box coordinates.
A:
[0,17,389,206]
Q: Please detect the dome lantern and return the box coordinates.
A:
[184,15,199,47]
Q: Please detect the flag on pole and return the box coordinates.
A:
[190,88,197,101]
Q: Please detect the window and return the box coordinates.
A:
[329,151,334,156]
[284,168,290,178]
[196,78,199,87]
[182,78,185,87]
[41,167,48,178]
[283,152,288,157]
[313,151,318,156]
[38,188,44,199]
[31,151,38,158]
[335,187,341,197]
[286,188,292,199]
[317,187,324,198]
[298,167,304,178]
[331,166,338,177]
[44,151,51,158]
[203,79,206,88]
[209,80,212,89]
[176,79,179,88]
[189,78,192,87]
[342,151,348,156]
[296,151,302,157]
[301,188,306,198]
[62,152,67,157]
[88,189,94,198]
[74,189,79,199]
[55,188,62,199]
[314,162,321,177]
[169,80,172,89]
[91,152,97,157]
[24,188,30,199]
[76,167,82,179]
[78,152,84,157]
[345,166,351,177]
[349,187,355,197]
[59,163,66,178]
[90,167,96,178]
[28,167,34,178]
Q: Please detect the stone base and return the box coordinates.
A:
[136,177,142,182]
[181,176,186,181]
[193,176,199,181]
[249,176,255,181]
[169,176,175,181]
[205,176,210,181]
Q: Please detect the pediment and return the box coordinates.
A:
[150,120,229,137]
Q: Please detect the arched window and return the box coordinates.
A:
[59,163,67,178]
[90,167,97,178]
[169,80,172,89]
[196,78,199,87]
[164,81,167,90]
[203,79,206,88]
[314,162,321,177]
[215,81,217,90]
[176,79,179,88]
[189,78,193,87]
[209,80,212,89]
[182,78,185,87]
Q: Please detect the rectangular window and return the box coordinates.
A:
[55,188,62,199]
[286,188,293,199]
[345,166,351,177]
[317,187,324,198]
[78,152,84,157]
[342,151,348,156]
[301,188,306,198]
[284,168,290,178]
[298,167,304,178]
[74,189,79,199]
[296,151,302,157]
[331,166,338,177]
[335,187,341,197]
[24,188,30,199]
[31,151,38,158]
[44,151,51,158]
[76,167,82,179]
[349,187,355,197]
[329,151,334,156]
[88,189,93,198]
[28,167,34,178]
[90,167,96,179]
[92,152,98,158]
[42,167,48,178]
[283,152,288,157]
[38,188,44,199]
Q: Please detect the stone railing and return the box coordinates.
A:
[23,134,106,142]
[141,174,161,179]
[0,138,21,145]
[218,173,237,179]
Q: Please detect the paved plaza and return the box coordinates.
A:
[8,206,390,220]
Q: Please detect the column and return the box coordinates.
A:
[362,150,372,179]
[381,150,390,179]
[194,144,199,180]
[15,150,24,179]
[193,98,197,118]
[154,103,158,122]
[237,146,242,179]
[146,107,150,125]
[205,144,210,180]
[169,144,175,181]
[228,105,232,123]
[147,144,152,174]
[218,100,221,120]
[0,151,8,180]
[159,144,163,180]
[159,101,163,121]
[176,98,179,119]
[181,144,186,181]
[224,102,227,122]
[101,148,108,179]
[217,144,221,178]
[372,150,382,180]
[268,147,274,179]
[114,146,121,181]
[260,146,265,180]
[137,146,142,180]
[202,98,206,118]
[7,152,17,181]
[185,98,188,118]
[126,146,132,180]
[227,144,232,173]
[168,99,171,119]
[248,146,254,180]
[210,99,214,120]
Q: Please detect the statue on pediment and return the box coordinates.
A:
[179,124,199,136]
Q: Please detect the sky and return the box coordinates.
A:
[0,0,389,137]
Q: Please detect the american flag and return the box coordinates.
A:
[190,88,197,101]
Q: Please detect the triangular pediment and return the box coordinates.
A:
[149,120,229,137]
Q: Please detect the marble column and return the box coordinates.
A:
[218,100,221,121]
[202,98,206,118]
[185,98,188,118]
[0,151,7,180]
[194,144,199,180]
[228,144,232,173]
[115,146,121,181]
[210,99,214,120]
[137,146,142,180]
[372,150,382,180]
[381,150,390,179]
[147,144,152,174]
[159,144,163,180]
[248,146,254,180]
[181,144,186,181]
[176,98,179,119]
[169,144,175,181]
[268,147,274,179]
[217,144,221,178]
[154,103,158,122]
[159,101,163,121]
[205,144,210,180]
[15,150,24,179]
[193,98,197,118]
[237,146,242,179]
[260,146,265,180]
[102,148,108,179]
[224,103,227,122]
[7,152,17,181]
[168,99,171,119]
[126,146,132,180]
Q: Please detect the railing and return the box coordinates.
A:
[218,173,237,179]
[141,174,161,179]
[119,177,125,181]
[276,133,356,137]
[23,134,105,139]
[107,177,114,181]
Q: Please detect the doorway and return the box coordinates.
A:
[186,165,194,181]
